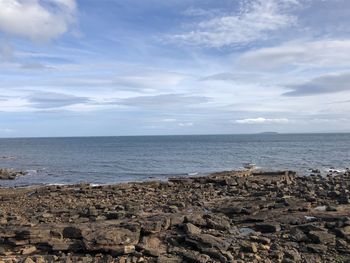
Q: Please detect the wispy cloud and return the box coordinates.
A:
[235,117,289,124]
[236,39,350,71]
[0,41,14,61]
[0,0,77,42]
[168,0,299,47]
[116,94,210,109]
[26,91,90,109]
[284,72,350,96]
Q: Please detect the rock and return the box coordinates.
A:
[289,227,308,242]
[250,236,271,245]
[138,236,167,257]
[0,169,350,261]
[204,214,231,231]
[106,211,125,220]
[254,223,281,233]
[23,258,35,263]
[82,224,140,254]
[185,213,206,227]
[157,255,183,263]
[63,226,82,239]
[169,214,185,226]
[308,231,336,245]
[186,233,230,251]
[241,241,258,253]
[284,249,301,262]
[21,246,37,255]
[178,250,210,263]
[142,216,170,234]
[0,168,26,180]
[338,196,350,204]
[307,244,327,253]
[184,223,201,235]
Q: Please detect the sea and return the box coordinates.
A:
[0,133,349,187]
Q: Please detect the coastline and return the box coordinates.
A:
[0,169,350,262]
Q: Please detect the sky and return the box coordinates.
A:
[0,0,350,137]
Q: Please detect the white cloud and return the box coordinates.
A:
[235,117,289,124]
[0,0,77,42]
[237,39,350,71]
[169,0,299,47]
[178,122,194,127]
[162,118,177,122]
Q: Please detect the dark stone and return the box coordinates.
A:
[240,241,257,253]
[255,223,281,233]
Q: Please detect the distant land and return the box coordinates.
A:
[258,132,279,135]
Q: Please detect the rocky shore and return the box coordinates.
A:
[0,169,350,262]
[0,169,26,180]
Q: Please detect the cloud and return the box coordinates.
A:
[168,0,299,47]
[235,117,289,124]
[0,42,14,61]
[20,63,51,70]
[178,122,194,127]
[0,0,77,42]
[117,94,210,108]
[283,72,350,96]
[12,70,188,91]
[26,91,90,109]
[162,118,177,122]
[237,39,350,71]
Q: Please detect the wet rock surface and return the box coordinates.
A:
[0,169,350,262]
[0,169,26,180]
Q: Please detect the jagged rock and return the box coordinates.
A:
[307,244,327,253]
[289,227,309,242]
[186,233,230,251]
[184,223,201,235]
[204,214,231,230]
[308,231,336,245]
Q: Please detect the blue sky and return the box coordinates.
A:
[1,0,350,137]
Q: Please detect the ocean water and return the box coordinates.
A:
[0,133,350,187]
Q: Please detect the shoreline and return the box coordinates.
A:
[0,169,350,262]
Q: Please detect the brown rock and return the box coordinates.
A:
[184,223,202,236]
[308,231,336,245]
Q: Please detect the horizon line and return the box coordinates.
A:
[1,131,350,140]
